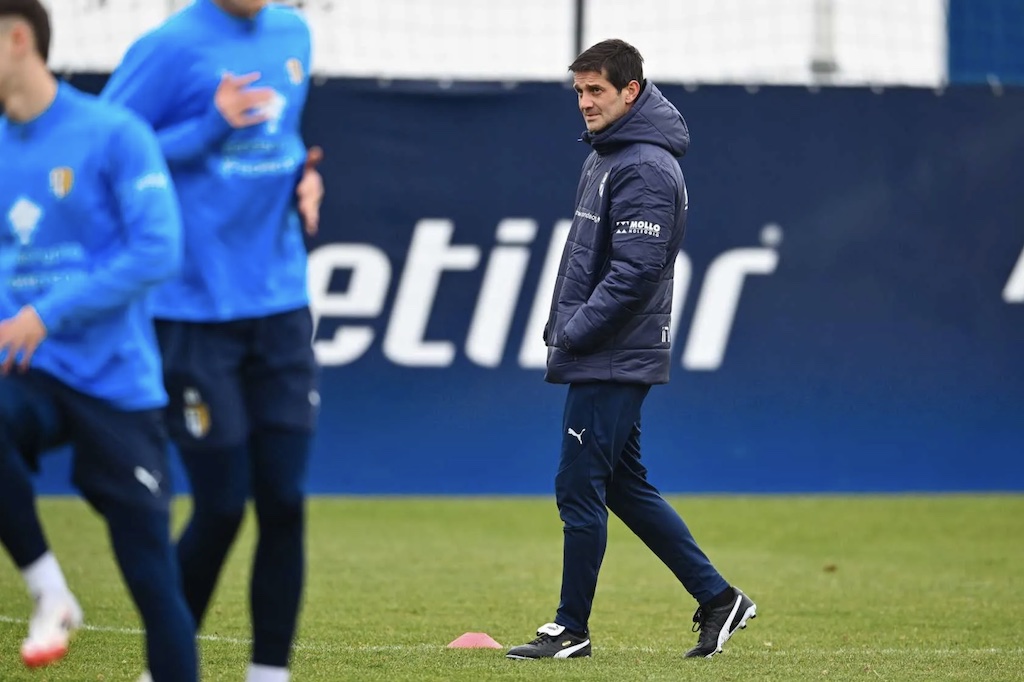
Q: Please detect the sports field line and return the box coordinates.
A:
[2,615,1023,657]
[0,614,251,647]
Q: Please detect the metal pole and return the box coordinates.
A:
[573,0,586,60]
[810,0,839,83]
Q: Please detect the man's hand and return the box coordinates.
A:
[297,146,325,236]
[0,306,47,374]
[214,72,276,129]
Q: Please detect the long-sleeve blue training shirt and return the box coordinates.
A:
[102,0,313,322]
[0,83,182,409]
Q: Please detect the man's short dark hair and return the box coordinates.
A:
[0,0,50,61]
[569,39,644,91]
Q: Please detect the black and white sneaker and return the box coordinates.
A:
[684,587,757,658]
[506,623,591,659]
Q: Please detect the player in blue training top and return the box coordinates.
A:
[0,1,198,679]
[102,2,324,680]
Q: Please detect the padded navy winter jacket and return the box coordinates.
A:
[545,82,689,385]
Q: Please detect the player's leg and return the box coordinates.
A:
[0,373,83,668]
[605,420,755,658]
[507,382,647,659]
[156,319,251,628]
[67,397,197,682]
[102,508,198,682]
[606,423,729,602]
[248,427,309,678]
[244,308,318,679]
[554,383,648,634]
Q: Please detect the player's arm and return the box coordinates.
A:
[32,118,183,334]
[288,21,323,235]
[100,34,223,163]
[296,146,324,235]
[103,35,272,164]
[560,163,675,354]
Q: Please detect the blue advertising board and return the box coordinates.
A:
[948,0,1024,85]
[33,77,1024,494]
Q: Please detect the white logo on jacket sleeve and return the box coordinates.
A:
[574,208,601,224]
[615,220,661,237]
[134,172,170,192]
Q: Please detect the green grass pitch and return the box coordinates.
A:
[0,495,1022,681]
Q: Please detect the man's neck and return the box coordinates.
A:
[212,0,260,19]
[2,64,58,123]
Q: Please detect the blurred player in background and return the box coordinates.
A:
[101,1,322,680]
[506,39,756,661]
[0,0,198,678]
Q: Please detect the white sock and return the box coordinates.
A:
[21,552,69,600]
[246,664,289,682]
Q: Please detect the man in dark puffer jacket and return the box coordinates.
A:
[507,39,756,661]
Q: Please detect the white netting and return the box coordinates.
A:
[45,0,949,86]
[47,0,172,73]
[584,0,947,86]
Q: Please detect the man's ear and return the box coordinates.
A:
[624,80,641,105]
[8,20,33,58]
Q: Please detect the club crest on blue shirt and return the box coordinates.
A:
[183,387,211,439]
[49,167,74,199]
[286,58,304,85]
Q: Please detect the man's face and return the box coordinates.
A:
[573,69,637,134]
[0,19,26,101]
[214,0,270,18]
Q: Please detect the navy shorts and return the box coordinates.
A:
[156,307,319,450]
[0,371,171,513]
